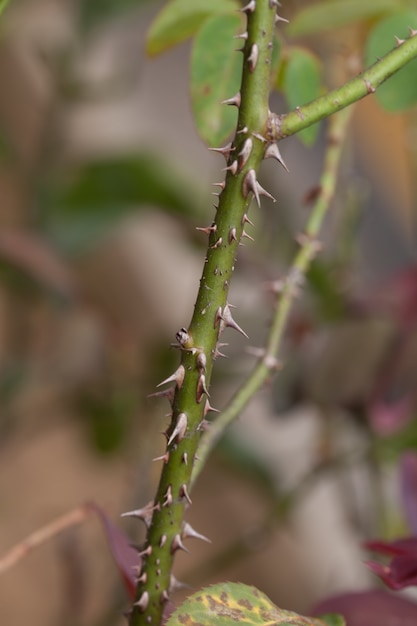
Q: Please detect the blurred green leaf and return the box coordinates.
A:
[365,10,417,111]
[146,0,239,56]
[287,0,400,37]
[191,13,243,147]
[79,0,150,33]
[307,260,346,322]
[282,47,322,145]
[0,0,9,19]
[79,389,134,454]
[167,582,338,626]
[39,153,201,253]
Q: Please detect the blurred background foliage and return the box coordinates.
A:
[1,0,417,625]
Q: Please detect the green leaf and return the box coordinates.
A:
[287,0,400,37]
[39,153,201,253]
[166,582,342,626]
[283,47,322,145]
[191,13,243,147]
[146,0,239,56]
[365,10,417,111]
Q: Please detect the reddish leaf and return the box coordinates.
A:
[401,452,417,534]
[364,537,417,589]
[89,503,139,600]
[312,590,417,625]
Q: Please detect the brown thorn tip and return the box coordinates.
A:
[167,412,188,446]
[134,591,149,613]
[182,522,211,543]
[247,44,259,72]
[264,142,289,172]
[171,533,190,554]
[156,364,185,389]
[221,92,241,107]
[180,483,193,505]
[241,0,256,12]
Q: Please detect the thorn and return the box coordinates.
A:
[252,131,267,143]
[245,347,281,370]
[182,452,188,465]
[208,142,235,161]
[242,169,276,207]
[295,106,304,120]
[234,31,248,41]
[212,181,225,189]
[197,419,210,431]
[196,223,217,236]
[395,35,405,46]
[275,14,289,24]
[203,398,221,418]
[221,92,241,107]
[210,237,223,250]
[182,522,211,543]
[237,126,249,134]
[157,364,185,389]
[152,452,170,464]
[242,213,254,227]
[121,501,158,527]
[176,328,192,349]
[134,591,149,613]
[169,574,189,593]
[136,571,147,584]
[171,533,190,554]
[168,413,188,446]
[223,160,238,175]
[247,44,259,72]
[159,534,167,548]
[241,0,256,12]
[196,373,210,403]
[212,342,229,359]
[269,0,281,7]
[238,138,253,170]
[364,79,375,94]
[409,27,417,37]
[264,142,289,172]
[220,304,249,339]
[160,590,169,604]
[179,483,192,505]
[263,279,284,294]
[214,306,223,329]
[229,227,237,243]
[163,485,173,507]
[137,545,153,558]
[242,230,254,242]
[196,351,207,373]
[147,387,175,406]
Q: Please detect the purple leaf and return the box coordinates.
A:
[89,503,140,600]
[312,590,417,626]
[401,452,417,534]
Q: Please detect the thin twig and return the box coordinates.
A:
[0,503,93,575]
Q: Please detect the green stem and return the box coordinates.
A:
[129,3,277,624]
[192,106,352,488]
[270,30,417,140]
